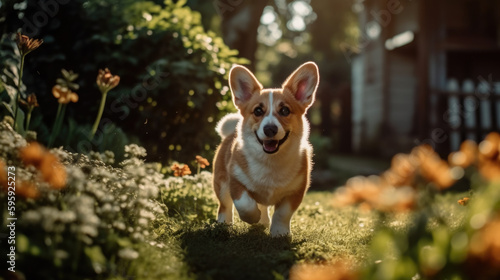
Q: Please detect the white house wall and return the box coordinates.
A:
[388,53,417,135]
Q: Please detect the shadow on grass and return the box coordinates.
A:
[178,222,303,280]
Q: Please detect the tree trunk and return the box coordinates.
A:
[218,0,269,70]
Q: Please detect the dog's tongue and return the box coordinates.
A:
[263,140,279,153]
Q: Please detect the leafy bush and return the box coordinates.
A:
[358,182,499,280]
[110,0,247,164]
[327,134,500,280]
[0,118,223,279]
[0,121,167,279]
[0,0,247,165]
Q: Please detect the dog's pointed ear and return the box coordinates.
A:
[229,65,263,110]
[282,62,319,109]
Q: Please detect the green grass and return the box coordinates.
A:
[126,190,468,280]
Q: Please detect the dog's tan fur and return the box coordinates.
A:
[213,62,319,236]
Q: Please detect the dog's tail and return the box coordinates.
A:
[216,113,241,139]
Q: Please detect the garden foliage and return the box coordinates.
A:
[0,0,247,165]
[327,135,500,280]
[0,122,164,279]
[0,120,217,279]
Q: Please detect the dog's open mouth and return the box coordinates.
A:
[255,131,290,154]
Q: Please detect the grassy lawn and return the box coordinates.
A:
[127,190,468,280]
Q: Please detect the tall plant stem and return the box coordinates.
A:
[25,107,33,131]
[90,91,108,141]
[13,54,25,131]
[48,103,63,147]
[55,105,67,137]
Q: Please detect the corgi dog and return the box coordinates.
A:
[212,62,319,237]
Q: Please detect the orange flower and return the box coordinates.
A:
[0,160,40,199]
[458,197,470,206]
[16,181,40,199]
[27,93,39,107]
[474,132,500,182]
[333,175,415,213]
[449,151,469,168]
[346,176,382,205]
[420,157,460,189]
[382,153,418,187]
[333,143,465,212]
[19,142,66,189]
[449,140,478,168]
[290,259,359,280]
[415,145,462,189]
[19,93,39,108]
[412,144,435,162]
[468,216,500,269]
[19,141,45,167]
[333,176,381,207]
[478,160,500,182]
[16,32,43,55]
[479,132,500,159]
[195,155,210,168]
[332,186,358,208]
[171,163,192,177]
[39,153,66,189]
[373,186,416,213]
[52,85,78,104]
[96,68,120,94]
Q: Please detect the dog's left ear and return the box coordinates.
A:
[282,62,319,109]
[229,65,263,111]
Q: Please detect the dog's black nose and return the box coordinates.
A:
[263,125,278,137]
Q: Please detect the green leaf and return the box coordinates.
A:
[14,108,26,134]
[17,234,29,253]
[2,101,14,116]
[116,237,133,247]
[1,64,22,102]
[272,271,285,280]
[30,244,41,256]
[84,246,107,268]
[175,0,187,8]
[61,69,70,78]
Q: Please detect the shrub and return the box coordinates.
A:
[329,134,500,279]
[0,0,247,165]
[0,121,167,279]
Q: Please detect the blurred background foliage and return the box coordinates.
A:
[0,0,358,167]
[0,0,247,165]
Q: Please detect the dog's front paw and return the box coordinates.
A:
[217,213,233,224]
[234,191,260,224]
[258,204,270,227]
[270,223,291,237]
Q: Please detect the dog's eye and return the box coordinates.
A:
[253,107,264,117]
[279,106,290,117]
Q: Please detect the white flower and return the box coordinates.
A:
[124,144,147,158]
[118,248,139,260]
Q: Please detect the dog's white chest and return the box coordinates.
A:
[231,154,305,205]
